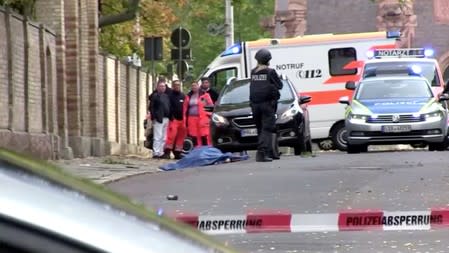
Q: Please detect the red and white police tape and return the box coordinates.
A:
[167,208,449,235]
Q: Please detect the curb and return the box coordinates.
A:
[102,169,163,184]
[167,208,449,235]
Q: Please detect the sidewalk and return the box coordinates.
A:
[53,154,167,184]
[53,145,415,185]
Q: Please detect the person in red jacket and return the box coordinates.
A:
[163,80,186,159]
[184,81,214,147]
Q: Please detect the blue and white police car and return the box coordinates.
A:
[362,48,445,95]
[340,71,449,153]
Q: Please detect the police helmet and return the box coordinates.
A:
[255,48,272,64]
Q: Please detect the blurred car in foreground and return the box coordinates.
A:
[0,149,238,253]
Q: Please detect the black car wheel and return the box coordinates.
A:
[428,139,449,151]
[182,137,195,154]
[294,125,312,155]
[331,122,348,151]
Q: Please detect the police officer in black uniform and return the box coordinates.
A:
[249,48,283,162]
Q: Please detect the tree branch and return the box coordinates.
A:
[99,0,140,28]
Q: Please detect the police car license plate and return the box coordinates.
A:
[382,125,412,133]
[241,128,258,137]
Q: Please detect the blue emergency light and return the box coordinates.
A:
[366,50,375,58]
[363,65,424,78]
[386,31,401,38]
[221,43,242,57]
[424,48,434,57]
[410,65,422,74]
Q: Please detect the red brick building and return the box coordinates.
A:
[263,0,449,81]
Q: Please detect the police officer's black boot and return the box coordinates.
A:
[256,151,273,162]
[270,133,280,160]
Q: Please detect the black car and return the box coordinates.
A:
[209,76,312,155]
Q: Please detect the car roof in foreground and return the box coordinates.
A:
[0,149,238,253]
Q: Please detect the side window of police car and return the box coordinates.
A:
[210,68,237,92]
[328,47,357,76]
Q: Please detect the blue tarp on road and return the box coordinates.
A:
[159,146,249,171]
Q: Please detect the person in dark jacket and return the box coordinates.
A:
[200,77,219,104]
[164,80,186,159]
[249,48,283,162]
[149,80,171,159]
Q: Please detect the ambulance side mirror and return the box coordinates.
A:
[339,96,350,105]
[299,95,312,104]
[345,81,356,90]
[204,105,214,113]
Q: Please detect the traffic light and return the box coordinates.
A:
[144,37,163,61]
[171,27,192,80]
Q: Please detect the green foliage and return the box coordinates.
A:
[0,0,35,17]
[176,0,274,78]
[100,0,274,79]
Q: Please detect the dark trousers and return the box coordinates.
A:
[251,101,276,154]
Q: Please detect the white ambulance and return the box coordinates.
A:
[200,31,399,151]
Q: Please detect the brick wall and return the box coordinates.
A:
[10,14,26,132]
[64,0,81,137]
[97,55,105,139]
[79,0,90,137]
[138,70,148,143]
[99,53,150,154]
[35,0,71,159]
[27,22,43,133]
[104,56,117,143]
[306,0,377,35]
[45,33,58,136]
[0,13,8,129]
[413,0,449,64]
[128,68,138,145]
[86,0,100,139]
[0,0,152,159]
[120,64,128,144]
[0,8,58,159]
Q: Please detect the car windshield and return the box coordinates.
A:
[218,80,294,105]
[356,79,433,100]
[363,62,440,87]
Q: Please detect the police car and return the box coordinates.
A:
[361,48,445,95]
[340,71,449,153]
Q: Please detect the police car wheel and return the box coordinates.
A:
[429,141,448,151]
[331,122,348,152]
[347,144,366,154]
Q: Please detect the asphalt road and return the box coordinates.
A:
[109,149,449,253]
